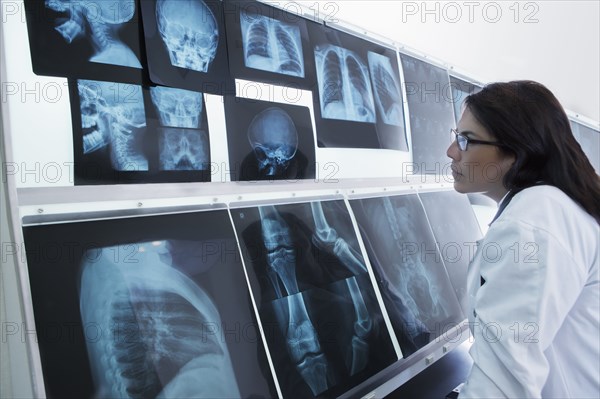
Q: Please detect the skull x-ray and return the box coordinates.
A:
[78,79,148,171]
[156,0,219,73]
[350,194,464,357]
[150,86,204,128]
[368,52,403,127]
[240,9,305,77]
[570,121,600,173]
[159,129,209,171]
[315,44,376,123]
[232,200,397,398]
[43,0,142,68]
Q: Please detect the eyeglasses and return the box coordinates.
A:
[451,128,505,151]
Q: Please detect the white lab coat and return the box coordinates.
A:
[459,185,600,398]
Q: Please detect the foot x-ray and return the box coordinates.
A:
[232,200,397,397]
[77,79,148,171]
[315,44,376,123]
[240,9,305,77]
[350,194,464,357]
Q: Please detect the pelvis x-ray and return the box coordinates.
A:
[150,86,209,171]
[350,195,464,357]
[315,44,376,123]
[43,0,141,68]
[240,9,305,77]
[367,52,403,127]
[232,201,396,398]
[79,241,240,398]
[78,79,148,171]
[156,0,219,72]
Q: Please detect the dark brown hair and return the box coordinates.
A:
[465,80,600,223]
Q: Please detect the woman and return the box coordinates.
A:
[446,80,600,398]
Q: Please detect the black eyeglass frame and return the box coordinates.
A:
[451,128,506,151]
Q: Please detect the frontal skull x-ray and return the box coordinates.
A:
[240,9,304,77]
[78,79,148,171]
[315,44,376,123]
[159,129,209,171]
[367,52,403,126]
[150,86,204,128]
[79,240,241,398]
[247,107,298,177]
[156,0,219,72]
[44,0,142,68]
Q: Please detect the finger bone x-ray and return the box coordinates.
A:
[79,241,241,398]
[368,52,403,126]
[240,10,305,77]
[315,44,376,123]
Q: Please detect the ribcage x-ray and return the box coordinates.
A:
[350,195,464,357]
[156,0,219,73]
[232,200,396,398]
[368,52,403,127]
[315,44,376,123]
[78,79,148,171]
[240,10,305,77]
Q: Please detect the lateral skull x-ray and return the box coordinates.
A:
[367,52,403,126]
[79,240,241,398]
[150,86,204,129]
[247,107,299,177]
[44,0,142,68]
[78,79,148,171]
[240,9,305,77]
[156,0,219,72]
[315,44,376,123]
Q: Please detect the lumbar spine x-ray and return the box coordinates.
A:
[240,10,304,77]
[150,86,204,129]
[78,80,148,171]
[315,44,375,123]
[156,0,219,72]
[159,129,208,171]
[367,52,403,126]
[79,241,241,398]
[247,107,298,177]
[45,0,142,68]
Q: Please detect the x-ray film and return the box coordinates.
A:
[418,191,483,313]
[22,211,277,398]
[400,54,456,170]
[224,97,316,181]
[140,0,234,95]
[308,23,407,150]
[449,76,482,125]
[570,121,600,173]
[70,81,211,184]
[350,194,464,357]
[24,0,144,83]
[231,200,397,398]
[225,0,316,90]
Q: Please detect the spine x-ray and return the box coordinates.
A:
[78,79,148,171]
[315,44,376,123]
[240,9,305,77]
[150,86,209,171]
[367,52,403,127]
[232,201,396,397]
[156,0,219,73]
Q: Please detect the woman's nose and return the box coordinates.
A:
[447,140,460,161]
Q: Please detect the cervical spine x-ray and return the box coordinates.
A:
[315,44,375,123]
[240,9,304,77]
[367,52,403,126]
[156,0,219,72]
[79,241,240,398]
[78,79,148,171]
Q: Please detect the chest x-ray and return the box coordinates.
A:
[368,52,403,127]
[78,79,148,171]
[150,86,209,171]
[156,0,219,73]
[240,9,305,77]
[315,44,376,123]
[350,195,464,357]
[44,0,142,68]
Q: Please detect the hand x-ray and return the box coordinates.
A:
[232,200,397,398]
[22,211,277,398]
[350,194,464,357]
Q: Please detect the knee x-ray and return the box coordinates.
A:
[350,194,464,357]
[232,200,397,398]
[240,10,305,77]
